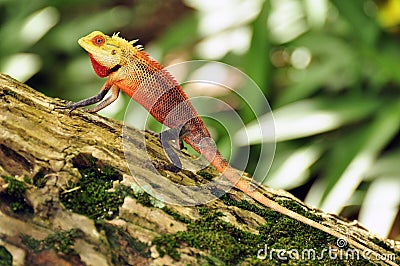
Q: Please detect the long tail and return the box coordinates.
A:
[205,151,398,265]
[208,151,291,212]
[209,151,327,230]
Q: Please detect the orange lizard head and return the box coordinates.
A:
[78,31,140,78]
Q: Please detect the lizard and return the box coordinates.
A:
[58,31,397,263]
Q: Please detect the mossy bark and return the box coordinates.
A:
[0,74,398,266]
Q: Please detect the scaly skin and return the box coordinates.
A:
[61,31,397,264]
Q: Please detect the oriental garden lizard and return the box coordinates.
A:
[58,31,395,262]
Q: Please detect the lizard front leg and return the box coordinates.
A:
[87,85,120,113]
[57,83,111,113]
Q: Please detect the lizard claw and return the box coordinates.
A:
[53,102,80,115]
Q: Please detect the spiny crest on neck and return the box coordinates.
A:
[111,32,143,51]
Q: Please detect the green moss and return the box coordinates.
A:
[59,166,124,220]
[3,176,26,197]
[154,199,371,265]
[154,234,181,261]
[128,183,165,208]
[44,229,80,254]
[21,235,41,251]
[278,199,323,222]
[196,168,216,180]
[23,176,32,185]
[1,176,32,214]
[89,156,98,165]
[221,193,322,223]
[154,208,260,263]
[96,222,150,264]
[60,157,167,220]
[162,207,191,224]
[132,189,154,207]
[0,246,12,266]
[33,173,47,188]
[22,229,81,255]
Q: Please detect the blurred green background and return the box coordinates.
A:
[1,0,399,239]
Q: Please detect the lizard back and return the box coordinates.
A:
[115,50,212,150]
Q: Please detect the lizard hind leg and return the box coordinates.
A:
[158,125,189,170]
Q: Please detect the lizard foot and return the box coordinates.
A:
[159,127,189,170]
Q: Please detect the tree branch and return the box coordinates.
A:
[0,74,398,265]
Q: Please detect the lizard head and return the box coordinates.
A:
[78,31,136,78]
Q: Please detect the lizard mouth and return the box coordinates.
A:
[77,36,85,46]
[78,37,89,51]
[78,36,98,54]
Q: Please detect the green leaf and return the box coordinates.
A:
[330,0,380,46]
[314,101,400,212]
[364,149,400,180]
[266,142,323,190]
[359,177,400,237]
[277,33,359,105]
[238,96,380,144]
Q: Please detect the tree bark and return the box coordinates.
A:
[0,73,398,265]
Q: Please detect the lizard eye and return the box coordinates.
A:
[92,35,105,46]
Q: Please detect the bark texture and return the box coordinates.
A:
[0,74,399,265]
